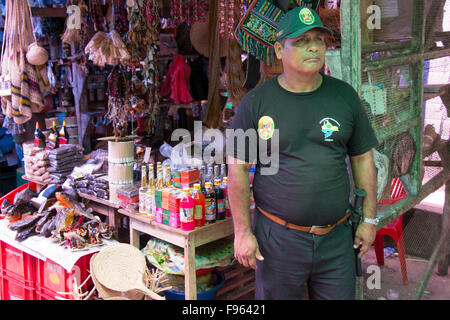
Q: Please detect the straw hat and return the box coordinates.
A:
[190,18,227,58]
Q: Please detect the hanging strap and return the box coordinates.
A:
[1,0,10,75]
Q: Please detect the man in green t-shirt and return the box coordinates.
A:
[227,7,379,299]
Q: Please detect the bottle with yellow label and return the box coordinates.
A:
[145,164,155,216]
[139,165,148,215]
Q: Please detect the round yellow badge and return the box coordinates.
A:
[258,116,275,140]
[299,8,315,25]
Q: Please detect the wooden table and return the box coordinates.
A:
[118,208,235,300]
[77,192,122,227]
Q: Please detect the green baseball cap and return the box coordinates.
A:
[276,7,332,42]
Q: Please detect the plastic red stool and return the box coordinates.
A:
[375,178,408,285]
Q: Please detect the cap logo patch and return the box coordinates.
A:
[299,8,315,25]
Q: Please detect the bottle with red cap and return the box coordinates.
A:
[179,187,195,231]
[193,183,205,227]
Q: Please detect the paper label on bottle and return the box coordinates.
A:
[145,194,153,215]
[217,200,225,213]
[139,190,147,214]
[195,205,203,219]
[180,207,194,223]
[205,198,216,221]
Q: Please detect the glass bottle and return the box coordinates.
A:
[34,121,46,149]
[146,164,156,217]
[214,179,225,220]
[139,165,148,215]
[204,182,216,224]
[58,120,70,146]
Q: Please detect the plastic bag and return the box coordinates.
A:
[160,55,193,104]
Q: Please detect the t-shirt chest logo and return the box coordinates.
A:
[258,116,275,140]
[319,117,340,142]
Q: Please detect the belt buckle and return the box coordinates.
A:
[309,226,318,234]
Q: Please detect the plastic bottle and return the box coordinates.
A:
[34,121,46,149]
[204,182,216,224]
[139,165,148,215]
[222,177,231,217]
[179,188,195,231]
[193,183,205,227]
[214,179,225,220]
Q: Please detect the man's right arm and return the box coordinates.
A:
[227,155,264,270]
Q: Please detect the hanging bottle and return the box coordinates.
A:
[193,183,205,227]
[139,165,148,215]
[214,179,225,220]
[204,182,216,224]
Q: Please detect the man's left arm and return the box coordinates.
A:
[350,149,377,258]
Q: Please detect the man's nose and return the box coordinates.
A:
[307,40,319,52]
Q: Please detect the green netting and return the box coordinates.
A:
[355,0,450,300]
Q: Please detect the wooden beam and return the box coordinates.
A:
[362,48,450,72]
[376,169,450,228]
[31,7,67,18]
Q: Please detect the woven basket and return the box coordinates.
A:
[90,253,145,300]
[26,42,49,66]
[90,243,164,300]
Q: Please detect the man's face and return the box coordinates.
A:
[275,29,327,75]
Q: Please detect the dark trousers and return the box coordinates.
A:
[253,207,356,300]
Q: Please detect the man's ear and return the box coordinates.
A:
[274,41,283,60]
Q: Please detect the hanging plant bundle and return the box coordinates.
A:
[85,30,130,67]
[61,1,88,45]
[126,0,161,133]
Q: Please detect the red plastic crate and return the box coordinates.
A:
[35,286,65,300]
[36,253,94,295]
[0,241,36,284]
[0,182,37,215]
[1,274,36,300]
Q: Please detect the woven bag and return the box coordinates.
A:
[0,0,18,97]
[24,0,49,66]
[234,0,285,63]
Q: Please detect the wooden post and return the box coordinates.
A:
[184,235,197,300]
[437,180,450,275]
[413,179,449,299]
